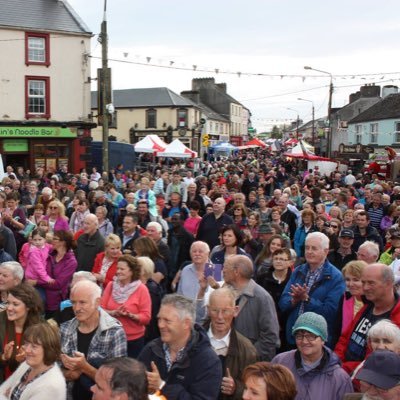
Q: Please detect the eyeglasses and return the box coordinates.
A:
[294,332,319,342]
[330,225,339,228]
[208,307,235,316]
[49,206,59,210]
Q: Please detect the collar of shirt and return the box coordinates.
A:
[208,327,230,356]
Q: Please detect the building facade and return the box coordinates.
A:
[0,0,93,173]
[91,88,202,152]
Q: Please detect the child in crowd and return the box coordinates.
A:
[24,228,54,303]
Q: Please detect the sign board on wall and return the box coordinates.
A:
[3,139,29,152]
[0,127,77,138]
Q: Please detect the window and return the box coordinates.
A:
[370,123,378,143]
[355,124,362,144]
[395,122,400,143]
[25,32,50,66]
[146,109,157,128]
[177,109,188,128]
[25,76,50,119]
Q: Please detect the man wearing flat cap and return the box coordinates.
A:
[328,228,357,270]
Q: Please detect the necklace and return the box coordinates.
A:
[272,271,286,284]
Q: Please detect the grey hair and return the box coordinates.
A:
[368,319,400,348]
[0,261,24,282]
[359,241,380,260]
[101,357,148,400]
[209,287,236,308]
[229,255,253,280]
[71,280,101,304]
[306,231,330,250]
[146,221,162,233]
[190,241,210,254]
[71,271,97,284]
[161,294,196,326]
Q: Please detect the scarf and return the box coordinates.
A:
[112,279,141,303]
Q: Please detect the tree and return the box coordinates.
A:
[270,125,282,139]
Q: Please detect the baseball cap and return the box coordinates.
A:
[339,228,354,239]
[292,312,328,342]
[356,350,400,390]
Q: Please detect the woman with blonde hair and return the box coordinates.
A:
[332,260,367,347]
[92,234,122,288]
[137,256,161,342]
[43,200,69,233]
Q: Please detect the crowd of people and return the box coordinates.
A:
[0,152,399,399]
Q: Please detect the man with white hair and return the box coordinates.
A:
[357,241,380,265]
[138,294,222,399]
[76,214,105,272]
[0,261,23,310]
[146,222,170,265]
[344,169,356,186]
[60,280,127,400]
[279,232,346,348]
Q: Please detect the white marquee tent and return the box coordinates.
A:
[157,139,197,158]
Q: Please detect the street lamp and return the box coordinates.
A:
[286,108,300,139]
[297,98,315,152]
[304,66,333,157]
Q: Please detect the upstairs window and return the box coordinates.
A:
[177,109,188,128]
[355,124,362,144]
[370,123,378,144]
[25,32,50,66]
[395,122,400,143]
[146,109,157,129]
[25,76,50,119]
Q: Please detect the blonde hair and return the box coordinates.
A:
[137,256,155,280]
[47,200,66,217]
[105,233,121,249]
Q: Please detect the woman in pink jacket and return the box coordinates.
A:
[101,254,151,358]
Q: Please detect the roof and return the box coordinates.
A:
[349,93,400,124]
[180,96,229,122]
[91,88,196,109]
[0,0,91,35]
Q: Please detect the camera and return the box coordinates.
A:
[324,222,331,227]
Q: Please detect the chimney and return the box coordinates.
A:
[349,92,361,103]
[216,83,227,93]
[382,85,399,98]
[192,77,215,90]
[180,90,200,104]
[360,84,380,98]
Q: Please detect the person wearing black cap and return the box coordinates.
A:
[344,350,400,400]
[328,228,357,270]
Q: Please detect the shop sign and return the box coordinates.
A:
[3,139,29,152]
[338,143,375,155]
[0,127,77,138]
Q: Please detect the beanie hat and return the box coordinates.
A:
[292,312,328,341]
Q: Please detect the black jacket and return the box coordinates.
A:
[138,325,222,400]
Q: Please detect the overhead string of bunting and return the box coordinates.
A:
[88,54,400,81]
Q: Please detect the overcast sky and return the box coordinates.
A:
[68,0,400,132]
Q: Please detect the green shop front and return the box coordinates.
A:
[0,122,95,174]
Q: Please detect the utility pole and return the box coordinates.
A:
[311,104,315,151]
[101,0,109,173]
[326,78,333,158]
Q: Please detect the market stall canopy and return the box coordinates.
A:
[236,145,258,150]
[134,135,167,153]
[211,142,237,152]
[284,138,298,145]
[284,140,329,161]
[245,138,267,148]
[156,139,197,158]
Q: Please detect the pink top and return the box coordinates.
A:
[25,243,53,284]
[18,242,31,269]
[101,281,151,340]
[183,216,202,236]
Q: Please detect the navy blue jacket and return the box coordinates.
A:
[138,324,222,400]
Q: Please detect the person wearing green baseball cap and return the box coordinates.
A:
[271,312,354,399]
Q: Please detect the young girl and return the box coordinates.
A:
[25,229,54,303]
